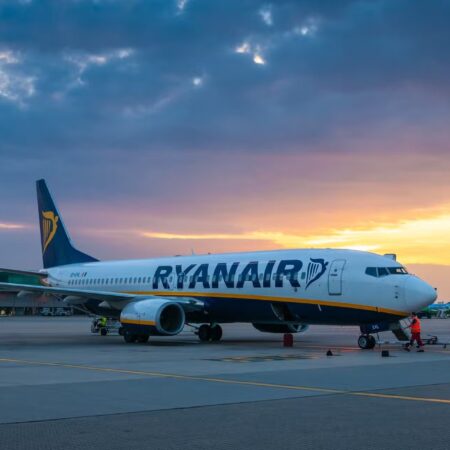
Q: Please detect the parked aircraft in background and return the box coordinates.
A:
[0,180,437,348]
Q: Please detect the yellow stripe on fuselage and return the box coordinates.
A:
[122,290,408,317]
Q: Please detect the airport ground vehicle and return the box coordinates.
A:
[91,317,121,336]
[0,180,437,348]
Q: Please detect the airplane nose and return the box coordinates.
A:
[405,276,437,312]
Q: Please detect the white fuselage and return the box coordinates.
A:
[45,249,436,326]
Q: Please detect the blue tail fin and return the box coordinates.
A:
[36,179,98,268]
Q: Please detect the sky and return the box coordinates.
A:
[0,0,449,299]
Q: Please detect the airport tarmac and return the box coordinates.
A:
[0,317,449,450]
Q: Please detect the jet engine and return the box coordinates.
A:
[252,323,309,334]
[120,298,185,337]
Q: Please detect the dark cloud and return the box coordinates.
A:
[0,0,449,157]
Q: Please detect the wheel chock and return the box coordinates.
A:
[283,333,293,347]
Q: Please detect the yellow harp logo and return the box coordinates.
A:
[42,211,59,253]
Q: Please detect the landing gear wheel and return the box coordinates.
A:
[124,330,137,343]
[100,328,108,336]
[136,334,150,344]
[198,324,212,342]
[210,325,223,342]
[358,334,375,349]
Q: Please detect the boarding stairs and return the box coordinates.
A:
[390,319,411,342]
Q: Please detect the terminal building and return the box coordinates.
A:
[0,271,70,316]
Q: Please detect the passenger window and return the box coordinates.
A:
[365,267,377,277]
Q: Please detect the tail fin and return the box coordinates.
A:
[36,179,98,268]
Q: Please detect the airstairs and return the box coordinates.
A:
[390,319,411,341]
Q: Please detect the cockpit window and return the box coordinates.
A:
[365,267,377,277]
[388,267,408,275]
[365,266,408,277]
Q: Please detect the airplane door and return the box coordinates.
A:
[328,259,346,295]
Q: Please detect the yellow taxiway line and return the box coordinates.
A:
[0,357,449,405]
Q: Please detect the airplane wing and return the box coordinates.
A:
[0,268,47,277]
[0,282,204,311]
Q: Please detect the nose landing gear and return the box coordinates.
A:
[358,334,376,349]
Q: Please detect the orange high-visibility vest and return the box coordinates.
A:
[411,317,421,333]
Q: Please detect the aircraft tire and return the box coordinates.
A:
[210,325,223,342]
[136,334,150,344]
[358,335,371,349]
[367,335,376,349]
[198,324,212,342]
[124,331,137,343]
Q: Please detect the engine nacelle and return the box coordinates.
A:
[120,298,185,336]
[252,323,309,334]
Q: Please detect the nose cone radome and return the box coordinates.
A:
[405,276,437,312]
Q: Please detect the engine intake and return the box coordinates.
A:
[120,298,185,336]
[252,323,309,334]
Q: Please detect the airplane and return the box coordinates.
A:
[0,179,437,349]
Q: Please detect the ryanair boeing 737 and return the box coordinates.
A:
[0,180,437,348]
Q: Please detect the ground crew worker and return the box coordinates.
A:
[99,316,108,333]
[405,312,424,352]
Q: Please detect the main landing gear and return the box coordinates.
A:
[123,329,150,344]
[197,324,223,342]
[358,334,376,350]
